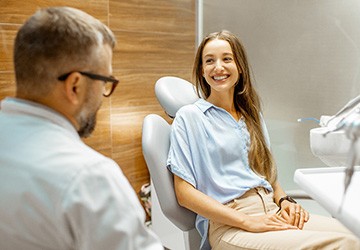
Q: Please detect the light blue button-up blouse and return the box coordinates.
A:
[167,98,273,250]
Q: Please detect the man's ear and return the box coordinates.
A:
[63,72,85,105]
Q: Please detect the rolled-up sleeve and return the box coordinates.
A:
[167,115,197,188]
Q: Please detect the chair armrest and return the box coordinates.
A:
[286,189,312,200]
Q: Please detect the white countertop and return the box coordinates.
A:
[294,166,360,238]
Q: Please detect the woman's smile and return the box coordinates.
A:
[212,75,230,81]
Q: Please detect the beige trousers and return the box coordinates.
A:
[209,188,360,250]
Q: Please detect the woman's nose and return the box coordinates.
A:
[214,60,224,71]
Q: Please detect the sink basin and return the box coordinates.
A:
[310,127,352,167]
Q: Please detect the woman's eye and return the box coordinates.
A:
[224,57,233,62]
[205,58,214,64]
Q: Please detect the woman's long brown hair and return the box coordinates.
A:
[193,30,277,184]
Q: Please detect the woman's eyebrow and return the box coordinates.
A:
[204,52,233,57]
[203,53,214,58]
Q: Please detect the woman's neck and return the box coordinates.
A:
[207,93,240,120]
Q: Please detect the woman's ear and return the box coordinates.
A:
[63,72,85,105]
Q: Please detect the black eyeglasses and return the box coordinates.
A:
[58,71,119,97]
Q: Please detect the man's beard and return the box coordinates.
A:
[77,110,97,138]
[76,89,101,138]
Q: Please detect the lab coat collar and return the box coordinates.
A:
[0,97,80,139]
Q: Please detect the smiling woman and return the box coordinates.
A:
[166,30,360,250]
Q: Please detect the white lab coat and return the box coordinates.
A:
[0,98,163,250]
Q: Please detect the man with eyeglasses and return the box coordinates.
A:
[0,7,163,250]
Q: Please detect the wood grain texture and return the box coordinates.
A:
[108,0,195,194]
[0,24,18,72]
[109,0,195,35]
[0,72,15,101]
[113,30,195,71]
[0,0,109,25]
[111,68,193,108]
[109,66,193,192]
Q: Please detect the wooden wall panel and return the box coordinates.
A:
[109,68,188,181]
[0,24,17,73]
[109,0,194,35]
[111,68,192,108]
[109,0,195,194]
[0,0,196,203]
[0,0,109,24]
[0,72,15,101]
[113,30,195,72]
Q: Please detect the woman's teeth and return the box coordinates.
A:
[213,75,228,81]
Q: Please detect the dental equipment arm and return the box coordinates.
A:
[327,108,360,212]
[319,94,360,213]
[325,95,360,126]
[340,110,360,195]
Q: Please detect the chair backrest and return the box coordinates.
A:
[142,114,196,231]
[142,76,199,231]
[155,76,199,118]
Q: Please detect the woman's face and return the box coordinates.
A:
[202,39,239,96]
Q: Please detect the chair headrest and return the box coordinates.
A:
[155,76,199,118]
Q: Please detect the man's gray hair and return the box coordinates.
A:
[14,7,116,97]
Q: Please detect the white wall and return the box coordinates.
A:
[202,0,360,190]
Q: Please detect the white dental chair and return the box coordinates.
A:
[142,76,200,250]
[142,76,319,250]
